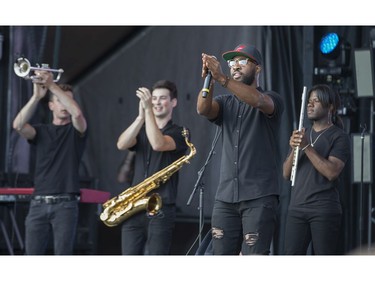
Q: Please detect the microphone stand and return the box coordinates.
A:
[359,123,367,253]
[187,127,221,246]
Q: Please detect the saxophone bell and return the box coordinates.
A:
[145,193,163,217]
[100,193,162,227]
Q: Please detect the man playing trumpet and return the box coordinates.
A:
[13,70,87,255]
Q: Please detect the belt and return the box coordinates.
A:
[32,194,80,204]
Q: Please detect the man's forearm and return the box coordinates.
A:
[13,95,40,130]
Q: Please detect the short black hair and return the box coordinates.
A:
[152,80,177,100]
[48,83,73,101]
[58,84,73,92]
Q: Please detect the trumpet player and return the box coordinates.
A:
[282,84,350,255]
[12,70,87,255]
[117,80,188,255]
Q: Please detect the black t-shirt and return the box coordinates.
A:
[29,123,87,195]
[211,87,284,203]
[129,120,188,204]
[289,125,351,214]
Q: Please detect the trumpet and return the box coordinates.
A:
[14,57,64,82]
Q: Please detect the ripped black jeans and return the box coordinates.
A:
[211,196,278,255]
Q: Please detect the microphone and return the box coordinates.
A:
[201,71,212,98]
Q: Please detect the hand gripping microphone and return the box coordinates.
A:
[201,71,212,98]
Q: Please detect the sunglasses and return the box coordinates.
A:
[227,57,258,68]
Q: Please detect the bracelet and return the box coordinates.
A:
[301,144,310,151]
[221,76,230,88]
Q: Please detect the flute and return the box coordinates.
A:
[290,86,307,187]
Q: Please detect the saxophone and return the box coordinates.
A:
[100,128,196,227]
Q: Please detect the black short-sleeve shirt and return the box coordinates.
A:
[130,120,188,204]
[211,87,284,203]
[289,125,351,214]
[29,123,87,195]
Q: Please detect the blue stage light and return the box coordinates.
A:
[314,32,351,77]
[320,32,340,55]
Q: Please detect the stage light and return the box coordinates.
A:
[314,31,356,116]
[314,32,352,79]
[320,32,340,59]
[319,32,351,67]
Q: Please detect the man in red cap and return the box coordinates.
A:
[197,43,284,255]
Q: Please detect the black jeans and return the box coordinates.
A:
[25,198,79,255]
[121,204,176,255]
[284,209,342,255]
[211,196,278,255]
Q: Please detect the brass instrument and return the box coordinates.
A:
[100,128,196,227]
[14,57,64,82]
[290,86,307,186]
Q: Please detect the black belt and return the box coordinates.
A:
[32,194,80,204]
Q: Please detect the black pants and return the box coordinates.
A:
[284,209,341,255]
[121,204,176,255]
[25,198,79,255]
[211,196,278,255]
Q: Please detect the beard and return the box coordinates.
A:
[242,70,256,86]
[233,68,256,86]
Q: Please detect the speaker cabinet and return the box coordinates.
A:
[351,133,373,183]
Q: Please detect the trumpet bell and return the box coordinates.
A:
[14,57,31,78]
